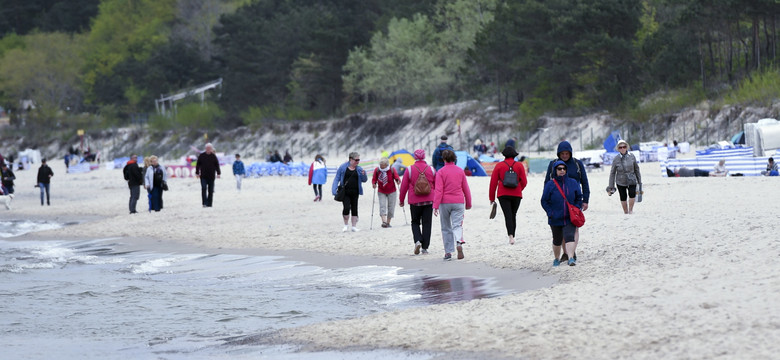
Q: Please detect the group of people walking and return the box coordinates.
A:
[330,136,643,267]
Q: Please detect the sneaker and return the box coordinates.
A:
[443,253,452,261]
[553,259,561,267]
[560,253,569,262]
[351,227,360,232]
[421,249,429,255]
[414,241,421,255]
[381,222,388,228]
[313,196,319,202]
[342,225,350,232]
[456,245,464,260]
[573,252,577,261]
[568,258,576,266]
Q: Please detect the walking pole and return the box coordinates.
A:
[401,204,409,225]
[370,187,377,230]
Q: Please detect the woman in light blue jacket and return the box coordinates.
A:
[332,152,368,232]
[144,155,168,212]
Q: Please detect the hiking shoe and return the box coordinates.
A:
[560,253,569,262]
[414,241,422,255]
[443,253,452,261]
[456,245,464,260]
[553,259,561,267]
[351,227,360,232]
[568,258,576,266]
[342,225,350,232]
[421,249,429,255]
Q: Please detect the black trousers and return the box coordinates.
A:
[342,192,359,216]
[498,195,522,237]
[409,204,433,249]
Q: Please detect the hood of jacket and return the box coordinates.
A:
[552,160,568,181]
[556,141,573,157]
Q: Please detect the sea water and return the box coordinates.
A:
[0,221,513,359]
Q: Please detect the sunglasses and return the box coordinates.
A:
[556,167,566,171]
[618,146,627,149]
[351,158,360,162]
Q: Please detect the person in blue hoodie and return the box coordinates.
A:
[544,140,590,262]
[541,160,583,266]
[332,152,368,232]
[232,154,246,191]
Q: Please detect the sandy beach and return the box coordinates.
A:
[6,158,779,359]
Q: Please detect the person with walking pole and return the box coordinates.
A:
[371,157,401,228]
[370,186,377,230]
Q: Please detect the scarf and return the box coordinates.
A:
[378,167,390,185]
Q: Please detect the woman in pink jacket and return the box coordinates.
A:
[433,149,472,261]
[399,149,435,255]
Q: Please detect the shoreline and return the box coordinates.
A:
[4,159,779,359]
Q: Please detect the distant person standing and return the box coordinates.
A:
[36,158,54,206]
[123,154,144,213]
[144,155,166,212]
[332,152,368,232]
[308,154,327,201]
[1,162,15,194]
[283,151,293,164]
[433,149,472,261]
[232,154,246,191]
[196,143,221,207]
[431,135,454,171]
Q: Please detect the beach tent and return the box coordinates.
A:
[731,131,745,145]
[603,131,621,152]
[388,149,416,167]
[454,151,487,176]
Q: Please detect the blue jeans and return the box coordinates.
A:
[39,182,50,205]
[200,177,215,206]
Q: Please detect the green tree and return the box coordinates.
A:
[0,32,86,111]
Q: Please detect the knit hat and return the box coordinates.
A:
[413,149,426,160]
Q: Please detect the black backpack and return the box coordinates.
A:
[502,161,518,188]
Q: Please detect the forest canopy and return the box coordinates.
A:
[0,0,778,130]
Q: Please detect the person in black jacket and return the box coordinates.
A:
[36,158,54,205]
[123,154,144,213]
[195,143,221,207]
[1,162,15,194]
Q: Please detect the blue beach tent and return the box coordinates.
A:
[454,151,487,176]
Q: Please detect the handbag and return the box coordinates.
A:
[552,179,585,227]
[489,201,497,219]
[334,169,356,201]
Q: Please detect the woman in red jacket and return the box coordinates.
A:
[372,157,401,227]
[488,146,528,245]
